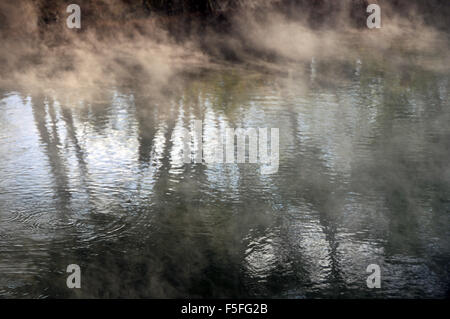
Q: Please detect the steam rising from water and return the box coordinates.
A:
[0,0,450,299]
[0,0,448,98]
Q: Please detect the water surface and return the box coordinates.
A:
[0,55,449,298]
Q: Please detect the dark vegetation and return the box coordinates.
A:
[0,1,447,45]
[0,0,447,88]
[28,0,450,32]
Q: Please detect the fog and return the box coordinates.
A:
[0,0,449,299]
[0,1,448,96]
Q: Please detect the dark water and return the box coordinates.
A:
[0,56,449,298]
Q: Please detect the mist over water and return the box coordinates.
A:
[0,0,449,298]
